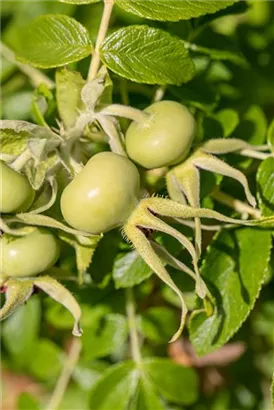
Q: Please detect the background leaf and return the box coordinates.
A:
[189,228,272,356]
[129,378,165,410]
[2,297,41,367]
[82,308,128,360]
[28,339,62,381]
[17,393,40,410]
[113,250,152,288]
[143,358,199,405]
[257,157,274,217]
[267,118,274,150]
[89,361,139,410]
[115,0,236,22]
[138,307,178,344]
[15,15,92,68]
[271,372,274,407]
[215,108,239,137]
[100,25,195,85]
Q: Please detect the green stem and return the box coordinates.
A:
[0,42,54,89]
[87,0,114,81]
[45,338,82,410]
[125,288,142,366]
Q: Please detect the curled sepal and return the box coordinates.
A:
[95,114,126,156]
[4,212,100,238]
[29,176,58,214]
[192,151,256,207]
[128,199,206,299]
[138,197,274,228]
[167,163,201,257]
[33,275,82,337]
[200,138,267,155]
[151,241,209,299]
[0,218,33,237]
[0,278,33,320]
[123,224,187,343]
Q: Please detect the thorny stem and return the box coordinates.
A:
[125,288,142,367]
[99,104,150,123]
[10,149,32,172]
[45,338,82,410]
[0,42,54,89]
[212,189,261,219]
[87,0,114,81]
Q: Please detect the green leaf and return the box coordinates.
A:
[143,358,198,405]
[17,393,40,410]
[2,296,41,367]
[215,108,239,137]
[189,228,272,356]
[89,361,139,410]
[113,250,152,288]
[0,120,56,156]
[100,26,195,85]
[60,0,99,3]
[28,339,62,381]
[232,105,267,146]
[15,15,92,68]
[129,378,165,410]
[56,68,86,129]
[267,118,274,151]
[74,360,109,391]
[115,0,236,22]
[58,386,90,410]
[257,157,274,217]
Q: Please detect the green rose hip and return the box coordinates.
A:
[125,101,195,169]
[60,152,140,234]
[0,228,60,279]
[0,160,35,213]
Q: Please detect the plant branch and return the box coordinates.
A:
[212,189,261,219]
[87,0,114,81]
[0,42,54,89]
[125,287,142,366]
[45,338,82,410]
